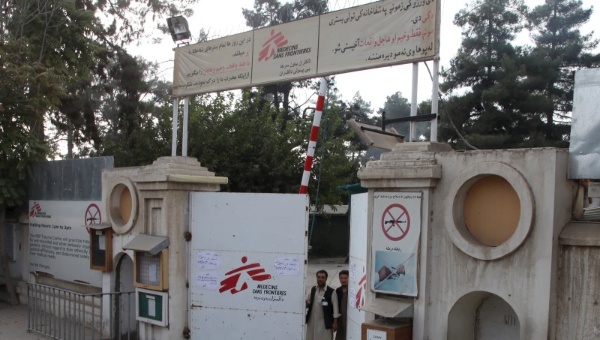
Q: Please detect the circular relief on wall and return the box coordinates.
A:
[105,177,138,235]
[444,162,534,261]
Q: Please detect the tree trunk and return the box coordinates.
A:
[0,208,19,305]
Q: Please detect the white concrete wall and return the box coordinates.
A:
[426,148,574,339]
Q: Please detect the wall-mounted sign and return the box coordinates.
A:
[89,224,113,272]
[371,192,422,297]
[136,288,169,327]
[367,329,387,340]
[29,200,103,286]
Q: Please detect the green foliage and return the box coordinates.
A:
[242,0,328,28]
[175,90,359,207]
[440,0,599,150]
[378,92,411,138]
[0,0,199,207]
[186,92,304,193]
[525,0,600,144]
[441,0,536,149]
[98,60,172,166]
[0,37,54,206]
[309,99,360,206]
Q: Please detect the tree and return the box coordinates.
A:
[309,98,361,206]
[186,91,305,194]
[525,0,600,145]
[0,0,199,301]
[99,57,173,167]
[0,36,56,304]
[440,0,530,149]
[378,92,412,138]
[344,92,374,124]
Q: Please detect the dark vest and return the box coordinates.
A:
[306,286,334,329]
[335,286,345,311]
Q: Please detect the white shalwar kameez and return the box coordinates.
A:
[306,286,340,340]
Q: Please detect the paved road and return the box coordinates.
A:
[0,259,348,340]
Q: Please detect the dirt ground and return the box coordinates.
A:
[0,301,47,340]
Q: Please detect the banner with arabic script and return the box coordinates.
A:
[318,0,437,75]
[252,16,319,85]
[173,31,253,97]
[172,0,439,96]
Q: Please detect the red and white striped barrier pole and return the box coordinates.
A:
[299,78,329,194]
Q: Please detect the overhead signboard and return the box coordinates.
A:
[252,16,319,85]
[173,31,253,97]
[318,0,436,74]
[172,0,439,97]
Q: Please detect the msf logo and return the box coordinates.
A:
[30,202,42,217]
[355,274,366,309]
[219,256,272,294]
[258,29,288,62]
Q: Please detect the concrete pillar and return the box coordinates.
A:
[358,142,451,340]
[102,156,227,340]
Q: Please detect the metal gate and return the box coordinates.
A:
[188,192,308,340]
[27,283,136,340]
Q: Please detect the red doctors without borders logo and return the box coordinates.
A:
[30,202,42,217]
[219,256,272,294]
[355,274,366,309]
[258,29,288,61]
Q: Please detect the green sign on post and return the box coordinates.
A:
[136,288,168,326]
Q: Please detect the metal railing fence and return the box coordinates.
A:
[27,283,137,340]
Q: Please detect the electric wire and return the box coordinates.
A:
[424,62,479,150]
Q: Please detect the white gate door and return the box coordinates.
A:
[347,193,374,340]
[189,192,308,340]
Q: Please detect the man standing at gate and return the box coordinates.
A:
[335,270,349,340]
[306,270,339,339]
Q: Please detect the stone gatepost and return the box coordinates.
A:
[357,142,451,339]
[102,156,227,339]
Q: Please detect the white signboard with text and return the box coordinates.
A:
[252,16,319,85]
[318,0,436,74]
[348,193,374,340]
[172,0,439,96]
[173,31,253,97]
[28,200,103,286]
[371,192,421,297]
[189,192,308,340]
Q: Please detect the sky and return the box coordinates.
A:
[132,0,599,113]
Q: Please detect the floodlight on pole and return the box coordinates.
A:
[167,15,191,157]
[167,16,191,44]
